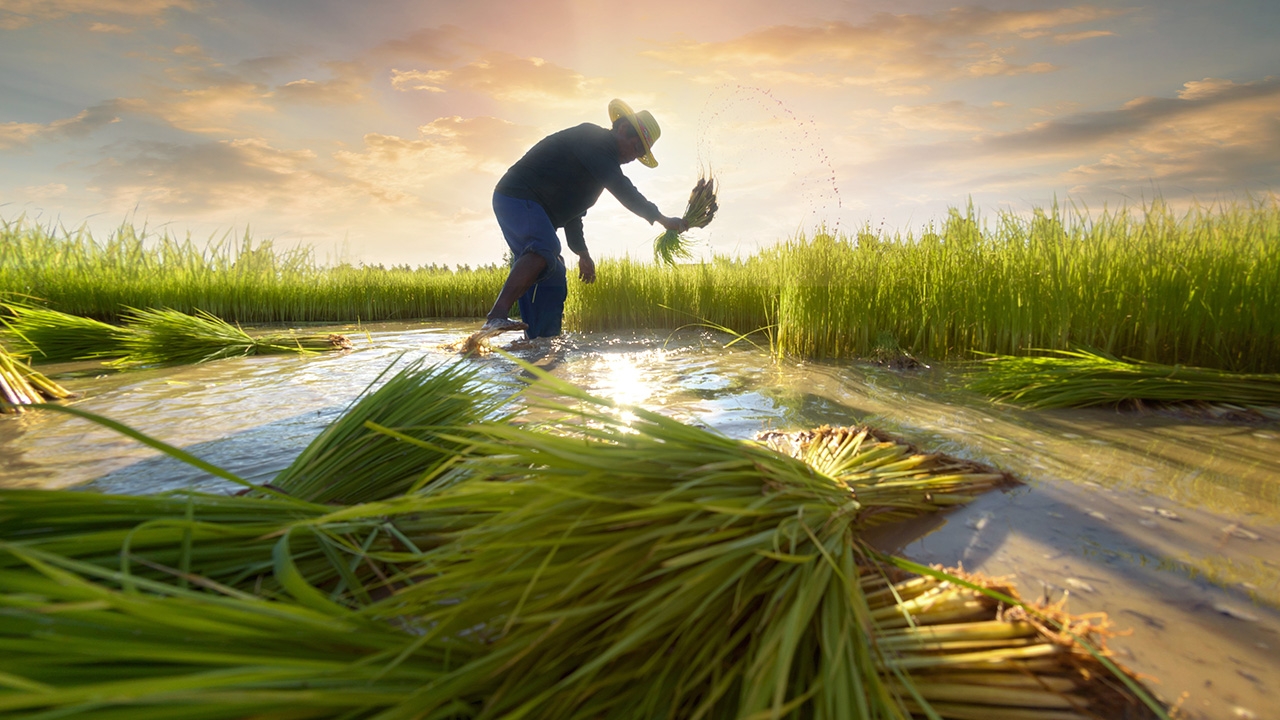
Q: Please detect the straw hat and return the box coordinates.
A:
[608,98,660,168]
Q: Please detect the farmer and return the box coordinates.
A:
[480,98,689,338]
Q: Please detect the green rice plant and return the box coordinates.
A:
[756,199,1280,372]
[966,349,1280,408]
[270,357,516,504]
[0,302,134,362]
[0,216,506,324]
[567,254,779,336]
[0,486,499,608]
[113,307,351,367]
[0,544,482,720]
[2,356,520,597]
[655,173,718,265]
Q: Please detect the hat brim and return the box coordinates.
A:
[608,98,657,168]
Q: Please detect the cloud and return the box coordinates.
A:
[372,25,465,64]
[333,116,529,204]
[644,5,1123,92]
[118,82,274,134]
[850,76,1280,201]
[1177,78,1242,101]
[16,183,68,202]
[978,76,1280,156]
[0,0,191,29]
[390,69,449,93]
[88,21,131,33]
[1060,80,1280,192]
[0,101,123,150]
[275,61,371,105]
[418,116,528,163]
[888,100,1011,133]
[89,137,348,215]
[1053,30,1114,43]
[963,5,1123,37]
[391,53,598,103]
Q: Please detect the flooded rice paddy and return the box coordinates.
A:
[1,320,1276,719]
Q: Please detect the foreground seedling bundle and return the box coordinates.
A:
[0,302,352,367]
[0,358,1166,719]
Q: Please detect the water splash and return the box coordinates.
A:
[695,84,843,240]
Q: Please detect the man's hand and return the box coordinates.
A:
[578,254,596,284]
[658,216,689,234]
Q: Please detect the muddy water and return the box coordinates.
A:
[1,320,1276,719]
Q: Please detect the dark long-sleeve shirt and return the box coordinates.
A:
[494,123,661,255]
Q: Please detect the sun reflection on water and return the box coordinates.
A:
[584,349,669,410]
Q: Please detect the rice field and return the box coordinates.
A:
[1,196,1276,718]
[0,219,507,323]
[3,196,1278,373]
[2,321,1276,718]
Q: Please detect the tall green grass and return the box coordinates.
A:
[753,200,1280,372]
[571,198,1280,372]
[0,219,505,323]
[4,197,1277,371]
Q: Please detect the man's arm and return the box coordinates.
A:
[564,217,596,283]
[604,172,689,233]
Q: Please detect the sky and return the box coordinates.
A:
[2,0,1278,268]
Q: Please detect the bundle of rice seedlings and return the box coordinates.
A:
[759,424,1017,525]
[655,172,718,265]
[351,370,1046,719]
[270,356,516,504]
[967,349,1280,409]
[113,307,352,367]
[0,343,72,413]
[867,559,1163,720]
[0,302,133,362]
[0,544,480,720]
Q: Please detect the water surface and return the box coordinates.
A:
[2,320,1276,719]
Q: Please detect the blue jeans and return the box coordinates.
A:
[492,192,568,339]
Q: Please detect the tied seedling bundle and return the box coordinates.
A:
[114,307,353,367]
[968,349,1280,409]
[0,343,71,413]
[655,172,718,265]
[1,303,353,369]
[1,302,133,362]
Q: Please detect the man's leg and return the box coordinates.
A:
[484,193,561,333]
[516,258,568,339]
[486,251,547,322]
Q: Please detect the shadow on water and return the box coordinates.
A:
[737,358,1280,717]
[887,479,1280,717]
